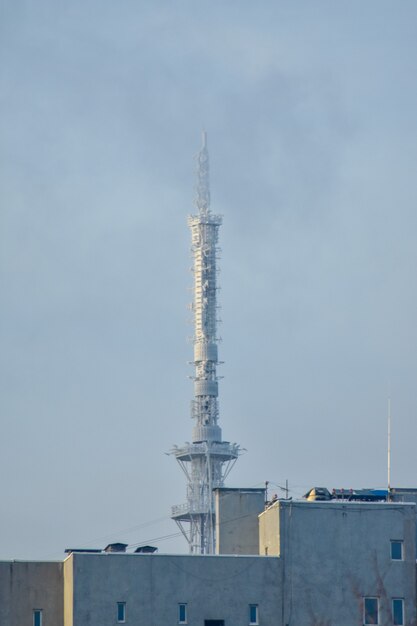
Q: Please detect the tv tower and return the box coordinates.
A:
[171,132,240,554]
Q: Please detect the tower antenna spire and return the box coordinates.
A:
[195,130,210,215]
[171,133,240,554]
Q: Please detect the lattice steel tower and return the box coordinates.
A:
[171,132,240,554]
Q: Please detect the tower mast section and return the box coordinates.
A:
[171,133,240,554]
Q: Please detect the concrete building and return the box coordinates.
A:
[1,496,416,625]
[64,551,280,626]
[215,487,266,556]
[259,499,416,625]
[0,560,63,626]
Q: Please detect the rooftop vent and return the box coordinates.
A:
[104,543,128,553]
[134,545,158,554]
[304,487,332,501]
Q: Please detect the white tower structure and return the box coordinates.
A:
[171,133,240,554]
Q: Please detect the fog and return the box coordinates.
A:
[1,1,417,558]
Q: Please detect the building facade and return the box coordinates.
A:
[260,499,417,625]
[0,561,63,626]
[1,498,416,625]
[64,552,280,626]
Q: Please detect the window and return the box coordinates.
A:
[117,602,126,623]
[364,597,379,625]
[391,540,404,560]
[178,603,187,624]
[33,610,42,626]
[249,604,259,625]
[393,598,404,625]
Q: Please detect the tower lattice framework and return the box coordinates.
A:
[171,133,240,554]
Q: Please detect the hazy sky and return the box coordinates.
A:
[1,1,417,559]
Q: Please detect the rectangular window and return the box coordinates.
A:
[393,598,404,625]
[178,603,187,624]
[117,602,126,623]
[391,540,404,560]
[33,610,42,626]
[249,604,259,624]
[364,597,379,625]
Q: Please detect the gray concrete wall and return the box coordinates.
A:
[0,560,63,626]
[392,489,417,557]
[67,552,281,626]
[215,487,265,555]
[260,500,416,626]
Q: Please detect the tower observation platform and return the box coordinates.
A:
[171,133,240,554]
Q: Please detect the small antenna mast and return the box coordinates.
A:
[387,392,391,501]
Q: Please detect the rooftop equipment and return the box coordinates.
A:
[304,487,388,502]
[104,543,128,553]
[134,545,158,554]
[64,548,102,554]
